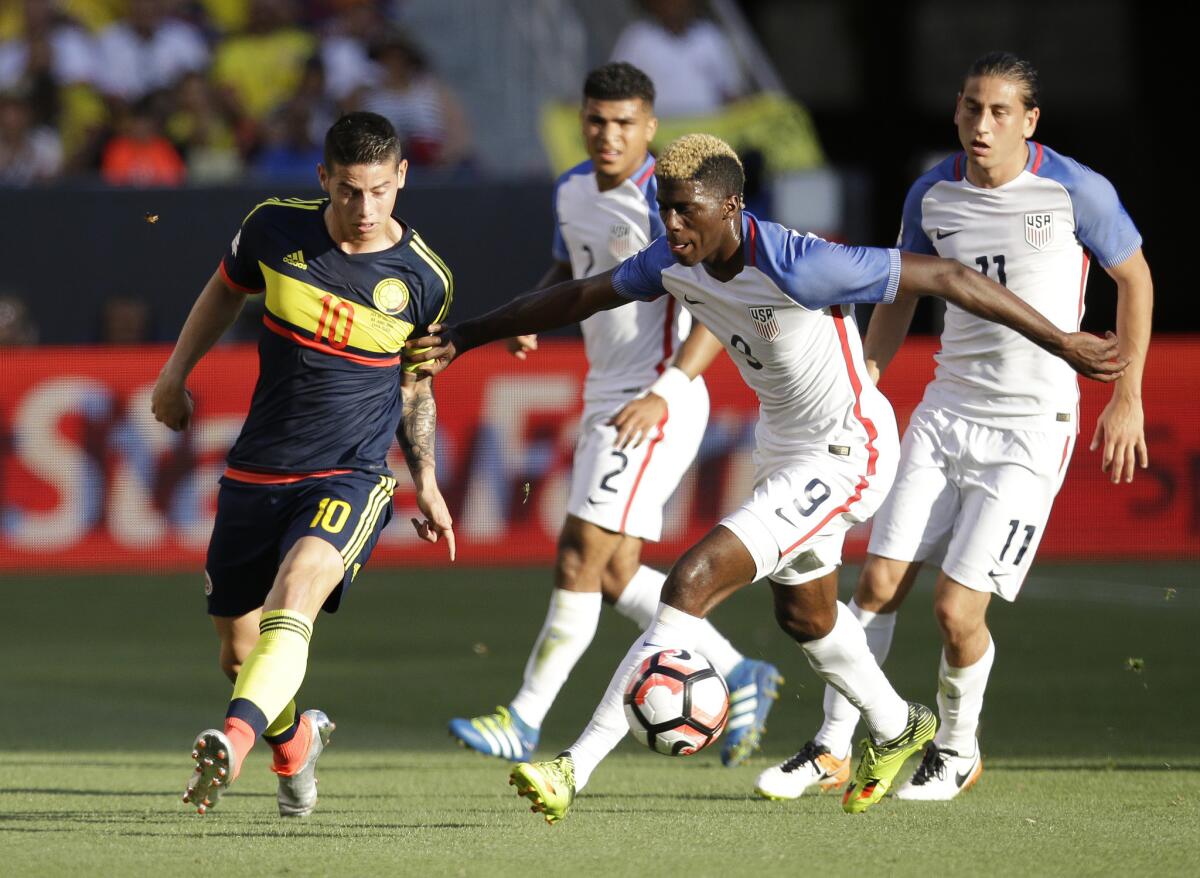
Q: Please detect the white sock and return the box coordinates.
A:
[614,566,744,677]
[567,603,703,790]
[814,600,897,758]
[934,636,995,756]
[508,589,602,729]
[612,566,663,628]
[801,602,908,744]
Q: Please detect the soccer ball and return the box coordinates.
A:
[623,649,729,756]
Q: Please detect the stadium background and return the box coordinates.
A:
[0,0,1192,569]
[1,3,1196,873]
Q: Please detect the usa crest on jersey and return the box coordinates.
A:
[748,305,780,342]
[1024,211,1054,250]
[609,222,638,260]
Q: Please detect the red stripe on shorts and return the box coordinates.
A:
[656,297,676,374]
[619,412,670,533]
[778,306,878,558]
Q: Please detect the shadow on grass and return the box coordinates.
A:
[586,791,752,802]
[0,787,273,798]
[987,762,1200,772]
[1,759,182,769]
[0,818,486,838]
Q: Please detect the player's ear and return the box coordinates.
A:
[396,158,409,190]
[1023,105,1040,139]
[723,193,740,218]
[317,163,330,192]
[646,113,658,142]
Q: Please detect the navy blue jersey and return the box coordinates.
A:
[219,197,452,476]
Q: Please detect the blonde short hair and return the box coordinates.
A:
[656,134,745,197]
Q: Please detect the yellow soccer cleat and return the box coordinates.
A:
[842,702,937,814]
[509,754,576,825]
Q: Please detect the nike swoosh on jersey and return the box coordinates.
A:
[935,229,962,239]
[683,294,704,304]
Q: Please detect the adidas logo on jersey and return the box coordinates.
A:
[283,250,308,270]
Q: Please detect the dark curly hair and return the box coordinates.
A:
[583,62,655,107]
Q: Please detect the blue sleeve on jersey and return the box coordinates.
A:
[1039,151,1142,268]
[611,236,672,301]
[897,179,937,255]
[755,223,901,309]
[221,204,267,292]
[550,185,568,263]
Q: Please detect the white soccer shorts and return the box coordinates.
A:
[565,379,709,541]
[867,405,1075,601]
[721,432,899,587]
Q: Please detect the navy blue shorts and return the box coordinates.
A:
[205,471,396,617]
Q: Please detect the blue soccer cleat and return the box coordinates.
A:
[449,705,538,762]
[720,659,784,766]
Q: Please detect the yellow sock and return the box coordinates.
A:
[228,610,313,735]
[264,700,298,740]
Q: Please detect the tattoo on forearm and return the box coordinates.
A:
[401,382,437,471]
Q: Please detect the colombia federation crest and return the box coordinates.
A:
[373,278,410,315]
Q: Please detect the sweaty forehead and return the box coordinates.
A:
[329,162,399,188]
[656,177,718,206]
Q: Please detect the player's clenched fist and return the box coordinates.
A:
[404,323,463,376]
[151,375,194,431]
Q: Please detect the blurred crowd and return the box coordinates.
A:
[0,0,475,186]
[0,0,756,346]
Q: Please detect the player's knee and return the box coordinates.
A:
[856,560,904,613]
[933,598,981,648]
[661,551,715,614]
[271,539,344,610]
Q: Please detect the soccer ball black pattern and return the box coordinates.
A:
[623,649,730,756]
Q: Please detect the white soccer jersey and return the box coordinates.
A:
[612,213,901,462]
[900,142,1142,429]
[553,156,691,405]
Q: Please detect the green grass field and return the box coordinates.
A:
[2,563,1198,876]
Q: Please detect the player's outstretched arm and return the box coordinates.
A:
[611,321,724,449]
[398,371,455,560]
[404,270,627,376]
[1091,248,1153,483]
[151,269,249,431]
[895,253,1129,382]
[505,261,573,360]
[862,294,920,385]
